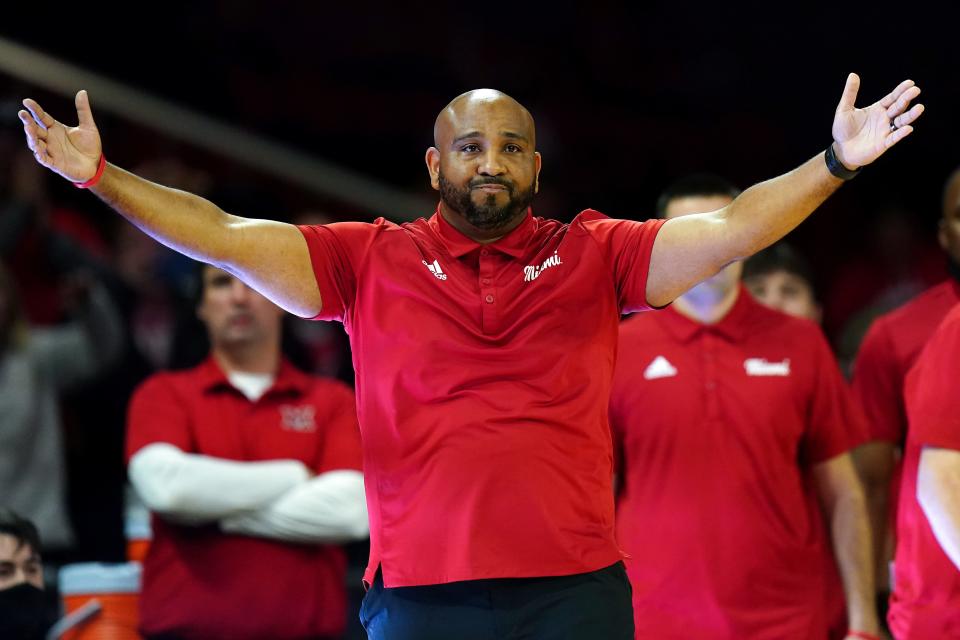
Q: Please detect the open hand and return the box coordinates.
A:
[832,74,924,169]
[18,90,102,183]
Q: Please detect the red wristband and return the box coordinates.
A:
[73,154,106,189]
[848,632,882,640]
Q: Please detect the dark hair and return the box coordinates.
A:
[742,242,817,297]
[0,508,41,555]
[655,174,741,218]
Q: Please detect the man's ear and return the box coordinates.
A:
[534,151,542,194]
[425,147,441,191]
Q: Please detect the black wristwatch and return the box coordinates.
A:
[824,144,861,180]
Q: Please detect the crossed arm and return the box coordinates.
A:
[129,442,369,543]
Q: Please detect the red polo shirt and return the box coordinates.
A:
[610,288,861,639]
[126,358,362,640]
[888,303,960,639]
[298,207,665,587]
[852,279,960,446]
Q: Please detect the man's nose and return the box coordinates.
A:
[478,150,506,176]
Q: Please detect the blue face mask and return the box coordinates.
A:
[0,582,58,640]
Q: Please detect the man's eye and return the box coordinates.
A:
[504,144,521,153]
[461,144,480,153]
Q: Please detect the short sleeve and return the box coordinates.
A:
[802,328,864,464]
[906,307,960,451]
[125,376,194,463]
[578,211,667,314]
[311,381,363,473]
[851,318,906,444]
[297,221,382,322]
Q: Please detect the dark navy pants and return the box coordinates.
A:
[360,561,634,640]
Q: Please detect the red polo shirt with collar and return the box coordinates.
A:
[888,303,960,639]
[298,207,665,587]
[851,280,960,536]
[853,279,960,446]
[126,358,362,640]
[610,288,861,640]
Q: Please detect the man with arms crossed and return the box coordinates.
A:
[19,75,921,639]
[126,263,367,640]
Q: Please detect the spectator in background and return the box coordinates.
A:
[744,241,879,638]
[126,263,367,640]
[611,176,878,639]
[0,260,122,555]
[743,241,821,323]
[887,303,960,638]
[0,508,59,640]
[852,166,960,629]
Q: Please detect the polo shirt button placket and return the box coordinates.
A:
[703,334,720,419]
[479,249,496,333]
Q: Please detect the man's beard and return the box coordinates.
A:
[438,173,535,231]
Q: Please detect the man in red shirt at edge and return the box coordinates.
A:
[887,302,960,638]
[850,167,960,612]
[610,175,878,640]
[125,263,367,640]
[19,75,922,639]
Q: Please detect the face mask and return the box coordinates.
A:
[0,582,58,640]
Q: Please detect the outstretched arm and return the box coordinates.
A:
[19,91,321,317]
[646,74,923,308]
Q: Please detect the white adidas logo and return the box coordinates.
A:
[643,355,678,380]
[422,259,447,280]
[744,358,791,376]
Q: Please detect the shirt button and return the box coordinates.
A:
[480,248,489,256]
[705,381,716,390]
[481,278,491,285]
[485,294,495,304]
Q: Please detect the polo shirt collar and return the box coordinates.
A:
[197,356,311,397]
[430,203,536,259]
[657,285,755,344]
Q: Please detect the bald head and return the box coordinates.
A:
[434,89,536,149]
[425,89,542,241]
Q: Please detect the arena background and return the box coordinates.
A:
[0,4,957,638]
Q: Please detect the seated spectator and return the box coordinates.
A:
[0,508,58,639]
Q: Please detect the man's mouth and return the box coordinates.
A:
[473,184,508,193]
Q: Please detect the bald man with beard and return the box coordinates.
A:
[20,79,922,639]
